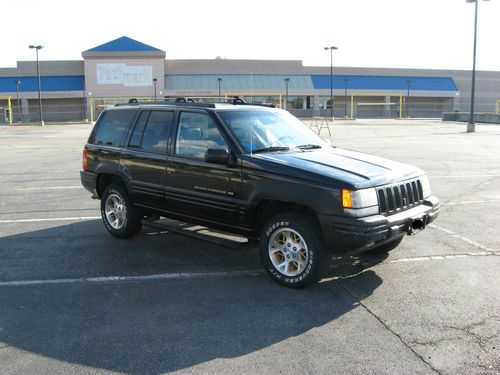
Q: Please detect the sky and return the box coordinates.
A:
[2,0,499,71]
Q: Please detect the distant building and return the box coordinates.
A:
[0,36,499,123]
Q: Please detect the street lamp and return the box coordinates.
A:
[344,79,349,119]
[29,45,43,126]
[153,78,157,100]
[284,78,290,110]
[324,46,338,118]
[15,80,21,123]
[217,77,222,98]
[406,80,412,118]
[466,0,489,133]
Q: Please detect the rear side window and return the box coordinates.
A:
[127,110,173,153]
[91,110,134,147]
[128,111,150,149]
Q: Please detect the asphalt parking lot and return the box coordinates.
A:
[0,119,498,375]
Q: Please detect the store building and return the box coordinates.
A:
[0,36,499,124]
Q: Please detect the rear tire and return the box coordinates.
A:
[369,236,404,254]
[100,183,142,238]
[260,212,328,288]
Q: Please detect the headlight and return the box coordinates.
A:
[342,188,379,217]
[420,175,432,198]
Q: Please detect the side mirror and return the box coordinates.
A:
[205,148,229,164]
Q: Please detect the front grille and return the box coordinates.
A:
[377,178,424,215]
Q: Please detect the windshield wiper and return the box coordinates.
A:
[252,146,290,154]
[296,144,322,149]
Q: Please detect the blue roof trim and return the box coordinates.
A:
[311,75,458,91]
[85,36,161,52]
[0,76,84,92]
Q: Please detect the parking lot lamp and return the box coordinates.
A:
[15,80,21,123]
[344,79,349,119]
[466,0,489,133]
[324,46,338,118]
[153,78,157,101]
[284,78,290,110]
[217,77,222,98]
[29,45,44,126]
[406,80,411,118]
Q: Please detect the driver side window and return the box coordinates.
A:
[175,112,227,159]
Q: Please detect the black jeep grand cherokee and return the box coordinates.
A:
[81,101,440,288]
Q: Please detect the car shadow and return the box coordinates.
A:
[0,220,385,374]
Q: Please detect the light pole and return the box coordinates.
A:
[284,78,290,110]
[29,45,44,126]
[15,80,21,123]
[344,79,349,119]
[406,80,411,118]
[324,46,338,118]
[153,78,157,100]
[82,79,87,121]
[466,0,489,133]
[217,77,222,98]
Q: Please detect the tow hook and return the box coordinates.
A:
[407,217,425,235]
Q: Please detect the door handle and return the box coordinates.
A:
[121,152,134,159]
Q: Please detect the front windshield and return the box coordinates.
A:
[217,109,328,153]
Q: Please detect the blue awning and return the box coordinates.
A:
[312,75,457,91]
[0,76,84,92]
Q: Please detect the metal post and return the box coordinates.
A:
[344,79,349,119]
[153,78,157,101]
[284,78,289,110]
[406,80,411,118]
[467,0,479,133]
[324,46,338,119]
[218,77,222,98]
[82,79,87,121]
[15,80,21,123]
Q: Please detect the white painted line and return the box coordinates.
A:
[429,174,500,178]
[429,224,498,254]
[16,186,82,191]
[0,270,264,287]
[0,216,100,223]
[388,252,497,264]
[445,200,500,206]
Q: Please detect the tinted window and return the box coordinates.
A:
[140,111,173,153]
[128,111,150,148]
[92,110,133,147]
[175,112,227,159]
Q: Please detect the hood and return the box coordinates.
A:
[254,147,424,189]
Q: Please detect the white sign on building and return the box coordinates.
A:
[96,63,153,86]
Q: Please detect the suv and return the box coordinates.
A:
[81,101,440,288]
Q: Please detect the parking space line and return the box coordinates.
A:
[444,200,500,205]
[15,186,83,191]
[0,216,100,223]
[429,174,500,178]
[429,224,498,254]
[0,270,264,287]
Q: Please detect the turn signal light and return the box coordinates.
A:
[342,189,353,208]
[82,149,88,170]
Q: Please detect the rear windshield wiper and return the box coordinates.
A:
[296,144,322,149]
[252,146,290,154]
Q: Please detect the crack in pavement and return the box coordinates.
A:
[338,284,443,375]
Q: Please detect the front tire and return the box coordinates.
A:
[100,183,142,238]
[260,212,327,288]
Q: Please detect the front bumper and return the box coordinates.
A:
[319,195,440,255]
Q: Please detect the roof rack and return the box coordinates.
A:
[115,96,276,108]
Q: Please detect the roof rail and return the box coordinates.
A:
[114,96,276,108]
